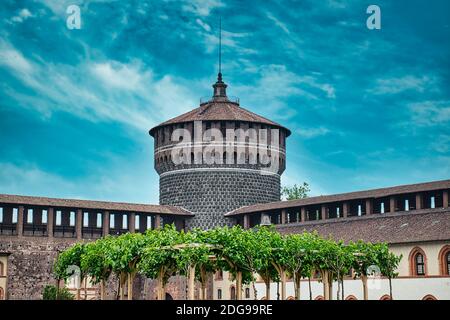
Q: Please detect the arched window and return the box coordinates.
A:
[0,261,4,276]
[409,247,427,276]
[379,294,391,300]
[438,245,450,275]
[415,253,425,275]
[422,294,437,300]
[345,295,358,300]
[314,295,324,300]
[230,286,236,300]
[245,288,250,299]
[217,289,222,300]
[0,287,4,300]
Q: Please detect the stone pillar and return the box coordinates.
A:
[321,205,327,220]
[300,207,306,222]
[76,209,82,240]
[17,205,24,237]
[47,207,54,238]
[155,215,161,229]
[416,193,423,210]
[243,214,250,229]
[365,199,372,215]
[129,213,136,233]
[342,202,348,218]
[443,190,449,208]
[389,197,396,213]
[281,209,287,224]
[103,211,110,236]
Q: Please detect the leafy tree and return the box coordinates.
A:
[138,225,182,300]
[175,229,217,300]
[54,243,86,300]
[205,226,255,300]
[42,285,74,300]
[80,237,113,300]
[281,182,310,200]
[348,241,381,300]
[377,243,402,300]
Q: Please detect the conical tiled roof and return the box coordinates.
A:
[149,74,291,136]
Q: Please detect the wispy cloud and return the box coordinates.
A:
[296,127,330,138]
[408,100,450,126]
[368,75,437,95]
[266,12,290,35]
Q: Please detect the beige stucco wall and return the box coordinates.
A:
[0,255,8,300]
[389,241,448,276]
[212,241,450,300]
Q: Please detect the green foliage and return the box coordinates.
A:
[281,182,310,200]
[42,285,74,300]
[52,224,403,296]
[54,243,86,280]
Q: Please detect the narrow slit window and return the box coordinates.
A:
[147,216,152,230]
[12,208,18,224]
[122,214,128,229]
[96,213,102,228]
[27,209,33,224]
[42,210,48,224]
[381,202,385,214]
[135,215,140,231]
[110,214,115,229]
[0,207,3,223]
[405,199,409,211]
[69,211,76,227]
[83,212,89,227]
[358,205,362,216]
[56,211,62,226]
[336,207,340,218]
[431,196,436,209]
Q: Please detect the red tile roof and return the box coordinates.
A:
[276,208,450,244]
[0,194,194,216]
[225,179,450,216]
[149,99,291,136]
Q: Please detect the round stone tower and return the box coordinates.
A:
[149,73,291,229]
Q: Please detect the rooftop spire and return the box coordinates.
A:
[213,17,227,98]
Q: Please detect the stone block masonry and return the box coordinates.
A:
[160,170,281,230]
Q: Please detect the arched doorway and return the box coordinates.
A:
[422,294,437,300]
[379,294,391,300]
[0,287,4,300]
[314,295,324,300]
[165,293,173,300]
[345,295,358,300]
[230,286,236,300]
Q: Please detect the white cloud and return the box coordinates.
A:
[408,100,450,126]
[296,127,330,138]
[0,40,34,74]
[369,75,437,95]
[182,0,224,16]
[0,40,197,132]
[196,18,211,32]
[266,13,290,35]
[10,8,33,23]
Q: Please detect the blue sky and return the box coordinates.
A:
[0,0,449,204]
